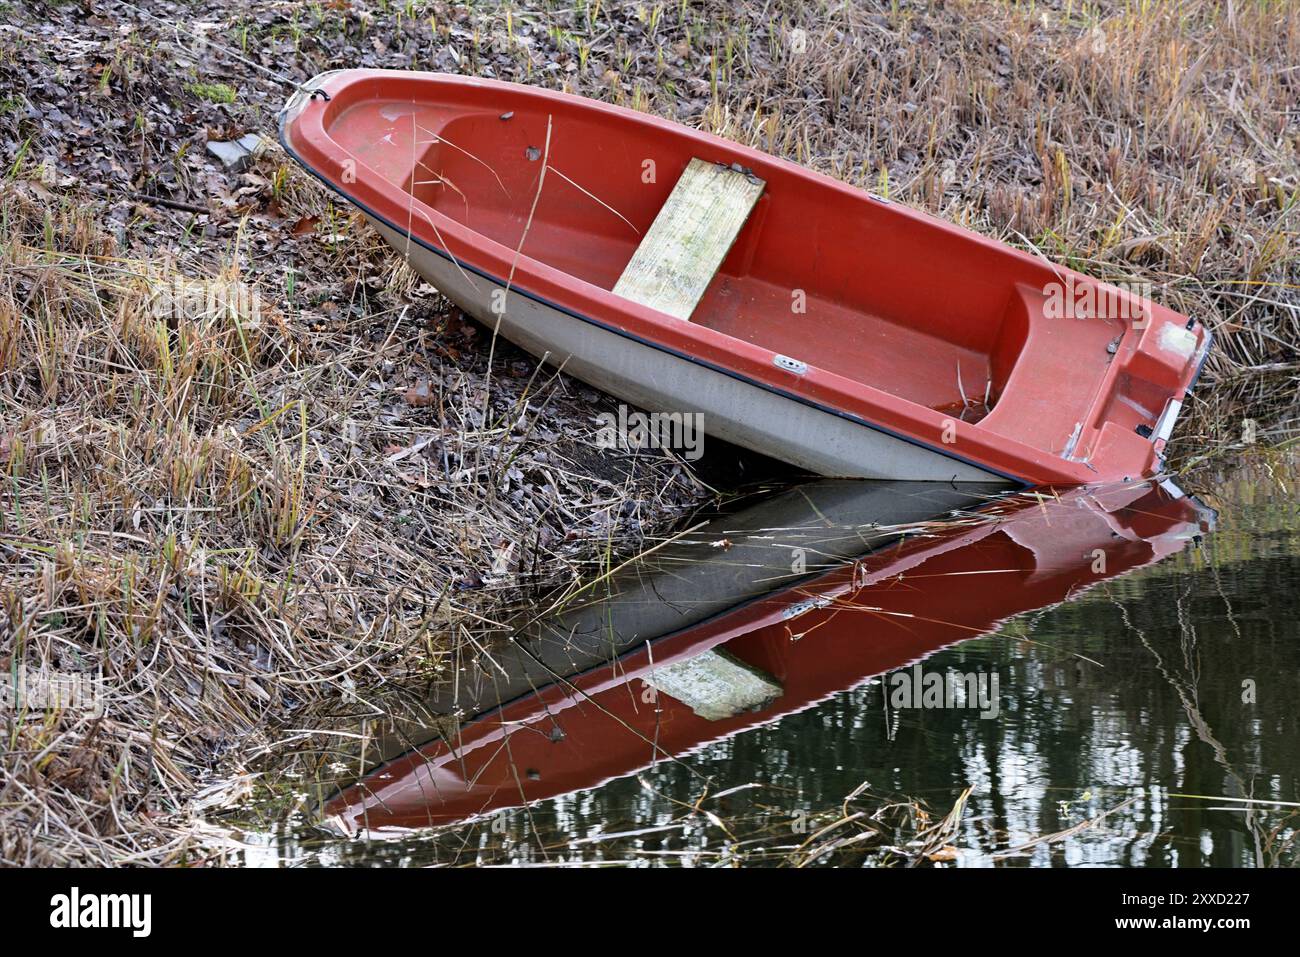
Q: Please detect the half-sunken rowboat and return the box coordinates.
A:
[281,70,1212,485]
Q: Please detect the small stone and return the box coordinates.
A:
[206,133,270,172]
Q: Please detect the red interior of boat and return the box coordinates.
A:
[290,72,1208,483]
[335,90,1027,420]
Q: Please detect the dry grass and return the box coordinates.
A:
[0,184,700,864]
[1,0,1297,865]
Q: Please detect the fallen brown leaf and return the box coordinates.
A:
[404,380,436,406]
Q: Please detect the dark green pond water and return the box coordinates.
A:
[233,456,1300,867]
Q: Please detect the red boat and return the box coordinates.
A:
[321,479,1210,834]
[281,71,1211,485]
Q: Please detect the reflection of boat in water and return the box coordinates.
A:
[323,480,1211,835]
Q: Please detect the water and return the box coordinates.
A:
[231,457,1300,867]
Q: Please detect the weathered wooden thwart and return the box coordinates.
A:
[612,159,766,321]
[282,69,1214,485]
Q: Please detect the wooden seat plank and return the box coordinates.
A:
[612,158,765,321]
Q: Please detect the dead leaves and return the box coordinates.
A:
[290,214,320,237]
[404,380,437,407]
[926,845,961,862]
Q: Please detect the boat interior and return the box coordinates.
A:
[325,79,1142,447]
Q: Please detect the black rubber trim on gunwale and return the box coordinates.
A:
[277,114,1030,488]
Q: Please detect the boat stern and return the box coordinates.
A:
[1083,304,1213,479]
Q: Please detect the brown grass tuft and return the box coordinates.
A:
[0,183,700,864]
